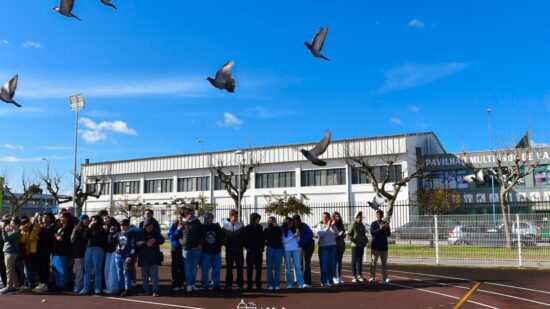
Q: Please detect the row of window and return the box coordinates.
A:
[87,165,404,194]
[421,169,528,190]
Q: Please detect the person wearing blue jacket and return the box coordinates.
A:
[167,211,185,291]
[111,219,136,297]
[137,218,165,297]
[293,215,314,288]
[369,209,391,283]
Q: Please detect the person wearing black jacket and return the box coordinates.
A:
[137,218,165,297]
[243,213,264,290]
[102,210,121,294]
[200,212,223,291]
[180,207,202,292]
[138,209,160,232]
[0,218,8,289]
[264,216,284,290]
[222,209,245,290]
[51,212,74,290]
[33,212,55,293]
[81,215,107,295]
[369,209,391,283]
[71,214,90,293]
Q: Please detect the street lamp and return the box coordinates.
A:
[234,149,244,220]
[70,93,85,210]
[197,139,205,192]
[41,157,50,178]
[486,108,497,224]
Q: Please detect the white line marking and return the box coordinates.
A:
[98,296,207,309]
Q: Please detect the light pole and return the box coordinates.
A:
[487,108,497,224]
[197,139,205,192]
[41,157,50,179]
[70,94,85,210]
[234,149,244,220]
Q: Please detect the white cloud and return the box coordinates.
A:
[79,117,137,143]
[22,41,42,48]
[390,117,403,125]
[408,18,425,29]
[0,156,43,163]
[3,144,24,150]
[41,145,73,151]
[409,106,420,113]
[0,39,9,46]
[246,107,296,119]
[220,112,243,128]
[379,62,466,93]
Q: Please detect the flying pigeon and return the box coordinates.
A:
[463,169,485,185]
[0,75,21,107]
[368,194,386,211]
[100,0,117,9]
[300,130,331,166]
[304,27,329,61]
[53,0,81,21]
[207,61,236,93]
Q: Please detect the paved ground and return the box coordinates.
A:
[1,262,549,309]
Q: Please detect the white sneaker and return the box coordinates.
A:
[333,277,339,284]
[384,279,391,283]
[172,286,181,291]
[302,284,312,288]
[267,286,273,291]
[192,285,199,291]
[186,286,193,292]
[340,278,345,284]
[358,277,365,282]
[274,286,280,290]
[369,278,375,283]
[352,277,358,283]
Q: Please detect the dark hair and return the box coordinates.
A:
[121,219,130,227]
[62,212,72,219]
[376,210,384,215]
[250,212,261,223]
[43,212,55,223]
[75,218,88,230]
[145,209,153,214]
[322,212,330,218]
[229,209,238,217]
[268,216,277,227]
[332,211,344,230]
[98,210,109,217]
[292,215,302,226]
[11,218,21,226]
[281,218,292,236]
[91,215,103,225]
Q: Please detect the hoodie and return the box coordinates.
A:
[83,222,107,249]
[20,221,41,256]
[52,224,74,256]
[222,221,244,253]
[263,225,283,249]
[347,221,368,248]
[37,224,55,256]
[168,221,183,248]
[71,225,88,259]
[137,228,165,267]
[201,216,223,255]
[243,223,265,252]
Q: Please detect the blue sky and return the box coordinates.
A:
[2,1,550,191]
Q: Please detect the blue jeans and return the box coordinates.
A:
[83,247,105,292]
[104,252,119,292]
[115,254,132,291]
[141,264,159,293]
[23,255,35,287]
[318,245,336,285]
[183,248,201,287]
[335,248,345,279]
[284,250,303,288]
[201,252,221,288]
[52,255,69,287]
[266,247,283,288]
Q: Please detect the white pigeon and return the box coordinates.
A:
[100,0,117,9]
[0,75,21,107]
[207,61,236,93]
[304,27,329,61]
[462,169,485,185]
[368,194,386,211]
[299,130,331,166]
[53,0,81,21]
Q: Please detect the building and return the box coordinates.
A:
[0,193,58,216]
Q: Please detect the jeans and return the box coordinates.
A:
[246,250,263,289]
[23,254,35,287]
[225,248,244,288]
[201,252,221,288]
[266,247,283,288]
[351,247,365,277]
[83,247,105,293]
[335,248,345,279]
[115,254,132,291]
[170,247,184,288]
[318,245,336,285]
[73,258,84,292]
[52,255,69,288]
[141,264,159,293]
[183,248,201,288]
[284,250,303,288]
[299,239,314,285]
[104,252,119,292]
[370,249,388,280]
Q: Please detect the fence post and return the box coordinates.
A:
[516,213,522,267]
[434,215,439,265]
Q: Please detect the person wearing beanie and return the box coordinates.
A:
[81,215,107,295]
[243,212,264,290]
[200,212,223,291]
[348,211,368,283]
[137,218,164,297]
[71,214,90,293]
[292,215,314,288]
[179,207,202,293]
[167,210,185,291]
[222,209,245,290]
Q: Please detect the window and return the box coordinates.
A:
[422,169,471,190]
[86,182,110,195]
[351,165,402,184]
[214,175,250,191]
[177,177,210,192]
[301,168,346,187]
[114,181,140,195]
[255,171,296,188]
[534,166,550,186]
[144,179,173,193]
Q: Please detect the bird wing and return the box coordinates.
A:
[8,74,18,97]
[61,0,72,12]
[215,61,234,82]
[462,174,475,183]
[312,27,328,51]
[309,130,331,157]
[475,170,485,184]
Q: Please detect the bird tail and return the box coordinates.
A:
[109,3,117,9]
[73,14,82,21]
[320,54,329,61]
[11,101,21,108]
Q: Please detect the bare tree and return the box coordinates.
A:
[1,172,42,216]
[210,155,260,220]
[345,154,425,223]
[113,195,146,220]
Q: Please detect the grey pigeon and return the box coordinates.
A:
[0,75,21,107]
[207,61,236,93]
[300,130,331,166]
[463,169,485,185]
[53,0,81,21]
[100,0,117,9]
[304,27,329,61]
[368,194,386,211]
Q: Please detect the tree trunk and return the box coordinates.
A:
[384,198,396,223]
[499,191,512,249]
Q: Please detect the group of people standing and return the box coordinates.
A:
[0,206,392,297]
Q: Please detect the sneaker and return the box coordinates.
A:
[333,277,339,284]
[34,283,49,293]
[340,278,345,284]
[153,291,160,297]
[0,288,17,294]
[192,285,199,292]
[119,290,129,297]
[267,286,273,291]
[302,284,312,288]
[274,286,280,291]
[352,277,358,283]
[79,289,89,295]
[368,278,375,283]
[172,286,181,291]
[186,286,193,293]
[384,279,391,283]
[95,289,102,295]
[137,290,149,296]
[358,277,365,282]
